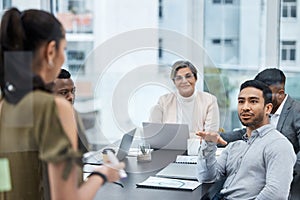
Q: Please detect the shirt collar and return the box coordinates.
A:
[176,90,196,103]
[253,124,274,137]
[274,94,288,115]
[242,124,275,141]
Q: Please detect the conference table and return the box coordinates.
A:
[92,149,211,200]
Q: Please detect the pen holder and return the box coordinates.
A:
[137,143,151,162]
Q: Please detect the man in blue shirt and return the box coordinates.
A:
[197,80,296,199]
[220,68,300,199]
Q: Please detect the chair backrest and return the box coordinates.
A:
[77,110,99,130]
[200,177,226,200]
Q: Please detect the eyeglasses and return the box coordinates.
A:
[173,73,194,82]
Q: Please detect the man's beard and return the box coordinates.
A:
[239,112,265,128]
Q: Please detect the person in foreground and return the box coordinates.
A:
[196,80,296,200]
[0,8,124,200]
[149,60,220,137]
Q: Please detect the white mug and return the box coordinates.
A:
[187,138,200,155]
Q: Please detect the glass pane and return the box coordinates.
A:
[213,0,222,4]
[225,0,233,4]
[55,0,93,33]
[282,49,287,60]
[1,0,42,11]
[290,49,296,60]
[283,0,296,2]
[282,6,288,17]
[212,39,221,44]
[291,6,297,17]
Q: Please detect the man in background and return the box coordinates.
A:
[53,68,76,104]
[53,69,89,152]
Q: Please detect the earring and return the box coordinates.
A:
[48,60,54,68]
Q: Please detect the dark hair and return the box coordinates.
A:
[170,60,198,80]
[254,68,286,87]
[240,80,272,105]
[0,8,65,98]
[57,69,71,79]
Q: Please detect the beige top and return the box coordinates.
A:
[0,91,82,200]
[149,91,220,136]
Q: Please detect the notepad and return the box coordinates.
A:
[0,158,12,192]
[136,176,201,191]
[156,162,198,180]
[175,155,198,164]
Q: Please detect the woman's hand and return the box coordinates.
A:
[196,131,227,146]
[94,162,125,183]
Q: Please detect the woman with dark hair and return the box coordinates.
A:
[0,8,124,200]
[149,60,220,137]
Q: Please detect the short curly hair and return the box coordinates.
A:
[57,69,71,79]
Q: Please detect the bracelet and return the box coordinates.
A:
[88,171,108,184]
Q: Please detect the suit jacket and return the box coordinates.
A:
[221,95,300,173]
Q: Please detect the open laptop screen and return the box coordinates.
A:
[84,128,136,164]
[116,128,136,161]
[142,122,189,150]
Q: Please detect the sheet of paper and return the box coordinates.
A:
[0,158,12,192]
[175,155,198,164]
[136,176,201,190]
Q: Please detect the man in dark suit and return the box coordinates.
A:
[221,68,300,199]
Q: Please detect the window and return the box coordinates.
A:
[212,39,233,46]
[224,39,233,46]
[281,41,296,61]
[2,0,11,9]
[213,0,222,3]
[225,0,233,4]
[67,50,85,74]
[55,0,93,33]
[282,0,297,18]
[159,0,163,18]
[158,38,163,58]
[213,0,234,4]
[212,39,221,44]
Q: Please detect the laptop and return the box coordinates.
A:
[116,128,136,160]
[156,162,198,180]
[142,122,189,150]
[84,128,136,164]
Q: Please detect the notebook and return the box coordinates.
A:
[0,158,11,192]
[142,122,189,150]
[175,155,198,164]
[136,176,201,191]
[84,128,136,165]
[155,162,198,180]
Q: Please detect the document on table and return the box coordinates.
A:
[136,176,201,191]
[0,158,11,192]
[175,155,198,164]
